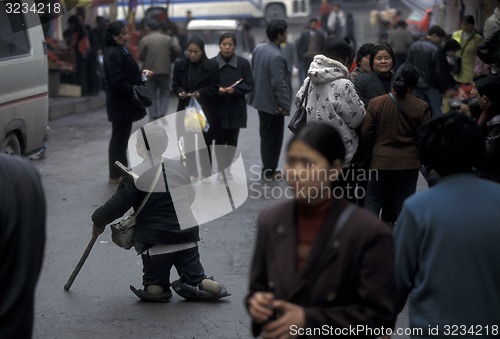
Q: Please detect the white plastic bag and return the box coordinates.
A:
[185,97,209,132]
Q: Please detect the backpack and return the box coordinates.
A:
[477,29,500,67]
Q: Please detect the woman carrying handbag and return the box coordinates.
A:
[103,21,152,184]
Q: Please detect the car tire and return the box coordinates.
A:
[2,132,21,156]
[265,4,286,23]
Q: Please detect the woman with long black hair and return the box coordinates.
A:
[103,21,149,184]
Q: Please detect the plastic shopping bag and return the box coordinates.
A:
[185,97,209,132]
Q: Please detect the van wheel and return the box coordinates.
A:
[265,4,286,23]
[2,133,21,156]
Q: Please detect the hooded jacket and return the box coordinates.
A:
[296,54,365,165]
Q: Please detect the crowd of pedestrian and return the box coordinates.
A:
[97,8,500,335]
[4,1,500,337]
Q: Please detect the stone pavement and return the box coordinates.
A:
[48,92,106,120]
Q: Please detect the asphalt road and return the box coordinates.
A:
[32,98,421,338]
[32,90,298,339]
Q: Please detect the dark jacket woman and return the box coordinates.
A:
[172,54,218,120]
[104,21,146,182]
[354,44,396,107]
[211,33,254,177]
[361,63,431,221]
[248,200,396,338]
[214,53,254,129]
[354,71,394,107]
[172,37,219,180]
[104,39,145,123]
[246,123,396,339]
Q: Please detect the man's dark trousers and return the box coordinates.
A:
[258,111,284,178]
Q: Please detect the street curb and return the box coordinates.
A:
[48,92,106,120]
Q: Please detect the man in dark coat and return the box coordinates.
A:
[249,20,292,180]
[296,18,325,82]
[0,154,46,338]
[406,25,449,117]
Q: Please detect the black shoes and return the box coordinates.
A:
[130,277,231,302]
[171,277,231,301]
[130,285,172,302]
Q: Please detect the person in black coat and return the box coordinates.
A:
[354,44,396,108]
[0,154,46,338]
[172,36,219,181]
[103,21,148,183]
[212,32,254,180]
[92,125,229,302]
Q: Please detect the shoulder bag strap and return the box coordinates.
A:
[388,92,418,135]
[300,79,311,107]
[328,204,355,247]
[460,33,475,56]
[133,162,163,217]
[306,204,355,281]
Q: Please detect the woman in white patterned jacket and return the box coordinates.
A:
[295,38,366,166]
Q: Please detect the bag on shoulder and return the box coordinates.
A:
[109,150,163,250]
[132,84,152,109]
[288,79,311,134]
[110,215,136,250]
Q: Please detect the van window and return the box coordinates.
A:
[0,3,30,60]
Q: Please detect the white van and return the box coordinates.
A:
[0,0,49,156]
[187,19,252,59]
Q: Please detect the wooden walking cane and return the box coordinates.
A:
[63,232,99,291]
[64,162,136,291]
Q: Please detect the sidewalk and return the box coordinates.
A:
[48,92,106,120]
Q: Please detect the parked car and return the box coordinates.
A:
[0,0,49,156]
[186,19,252,59]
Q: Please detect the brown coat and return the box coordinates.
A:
[246,199,397,338]
[361,92,430,170]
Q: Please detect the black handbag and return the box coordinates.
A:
[288,79,311,134]
[132,84,152,109]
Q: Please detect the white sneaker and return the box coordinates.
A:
[201,177,211,184]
